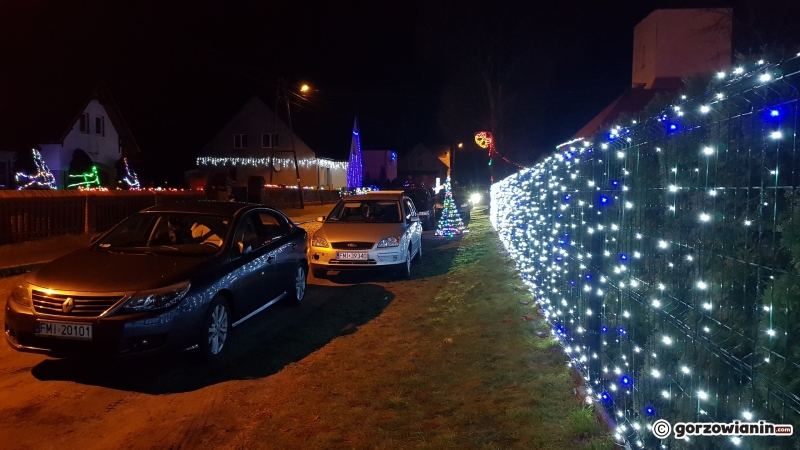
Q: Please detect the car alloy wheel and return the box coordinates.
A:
[202,296,230,362]
[288,263,307,305]
[396,248,411,279]
[208,304,228,355]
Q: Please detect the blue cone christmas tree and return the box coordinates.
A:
[435,177,467,236]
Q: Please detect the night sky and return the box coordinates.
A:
[2,0,799,185]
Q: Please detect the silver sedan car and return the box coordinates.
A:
[309,191,423,278]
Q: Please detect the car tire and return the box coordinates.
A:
[200,296,231,363]
[312,267,327,279]
[396,248,411,279]
[287,263,307,306]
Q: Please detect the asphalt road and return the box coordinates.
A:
[0,231,457,449]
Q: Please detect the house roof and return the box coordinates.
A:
[574,87,664,139]
[0,78,140,156]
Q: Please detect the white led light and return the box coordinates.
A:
[702,146,714,155]
[717,71,725,79]
[617,151,625,159]
[651,369,661,378]
[771,131,782,139]
[767,329,776,336]
[742,411,753,420]
[681,366,691,374]
[652,299,661,308]
[662,390,670,398]
[662,336,672,345]
[700,213,711,222]
[698,391,708,401]
[658,240,668,249]
[760,73,771,82]
[697,281,708,290]
[700,105,710,113]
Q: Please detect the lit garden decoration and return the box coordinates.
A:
[490,56,800,449]
[15,149,57,190]
[436,177,466,236]
[122,158,141,190]
[68,165,101,189]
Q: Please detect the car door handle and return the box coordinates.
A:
[267,254,276,264]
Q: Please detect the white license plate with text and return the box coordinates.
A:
[36,321,93,340]
[337,252,368,260]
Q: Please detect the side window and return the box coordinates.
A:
[404,199,416,218]
[257,211,290,240]
[233,215,264,253]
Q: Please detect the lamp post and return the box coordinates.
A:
[450,142,463,182]
[273,78,306,208]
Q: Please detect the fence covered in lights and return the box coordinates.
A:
[491,56,800,449]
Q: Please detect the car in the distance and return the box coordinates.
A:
[309,191,422,278]
[4,202,308,362]
[402,187,435,230]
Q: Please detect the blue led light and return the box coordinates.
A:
[611,180,619,188]
[564,194,571,202]
[619,253,628,261]
[608,133,617,140]
[570,280,576,286]
[645,406,656,416]
[601,392,613,402]
[669,124,678,130]
[771,110,780,117]
[599,195,610,205]
[585,274,593,280]
[621,375,631,386]
[601,325,608,333]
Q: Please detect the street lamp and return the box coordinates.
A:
[300,84,310,93]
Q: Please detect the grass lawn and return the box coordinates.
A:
[242,208,613,449]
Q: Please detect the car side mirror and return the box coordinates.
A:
[316,216,325,222]
[410,215,420,223]
[89,235,102,245]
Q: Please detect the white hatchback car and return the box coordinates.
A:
[309,191,423,278]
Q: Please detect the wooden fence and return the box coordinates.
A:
[0,190,204,244]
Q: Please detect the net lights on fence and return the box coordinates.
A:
[490,56,800,448]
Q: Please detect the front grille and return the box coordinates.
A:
[329,259,378,265]
[331,242,375,250]
[32,290,125,317]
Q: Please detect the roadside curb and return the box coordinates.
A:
[0,262,48,279]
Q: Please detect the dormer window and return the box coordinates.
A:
[79,113,89,133]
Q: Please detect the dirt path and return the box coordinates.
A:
[0,230,458,449]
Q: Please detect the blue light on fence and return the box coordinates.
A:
[669,124,678,131]
[645,406,656,416]
[621,375,632,386]
[620,253,628,261]
[770,110,780,117]
[601,392,613,403]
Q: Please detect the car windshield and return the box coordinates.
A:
[327,200,401,223]
[95,213,231,254]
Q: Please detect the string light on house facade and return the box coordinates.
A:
[488,57,800,449]
[196,156,347,170]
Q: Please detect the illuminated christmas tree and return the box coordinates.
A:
[346,116,363,190]
[15,149,57,190]
[435,177,466,236]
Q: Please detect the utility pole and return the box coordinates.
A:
[274,77,304,208]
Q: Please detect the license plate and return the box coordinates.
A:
[36,321,93,340]
[337,252,368,260]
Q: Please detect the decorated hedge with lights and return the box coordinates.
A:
[491,57,800,449]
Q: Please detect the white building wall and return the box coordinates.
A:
[61,99,120,169]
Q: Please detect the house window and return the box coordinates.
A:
[261,133,278,148]
[0,161,7,187]
[79,113,89,133]
[234,134,248,149]
[261,133,279,148]
[95,116,105,136]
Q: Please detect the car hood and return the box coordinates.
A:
[26,248,214,293]
[316,222,407,243]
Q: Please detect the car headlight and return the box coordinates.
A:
[122,281,191,312]
[9,284,31,307]
[377,236,401,248]
[311,235,329,248]
[470,193,482,204]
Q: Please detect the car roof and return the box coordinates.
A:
[342,191,405,201]
[143,201,262,216]
[402,188,430,194]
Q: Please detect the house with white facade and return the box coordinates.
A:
[191,96,347,190]
[0,80,140,189]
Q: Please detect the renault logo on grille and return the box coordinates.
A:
[347,243,357,248]
[62,297,74,313]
